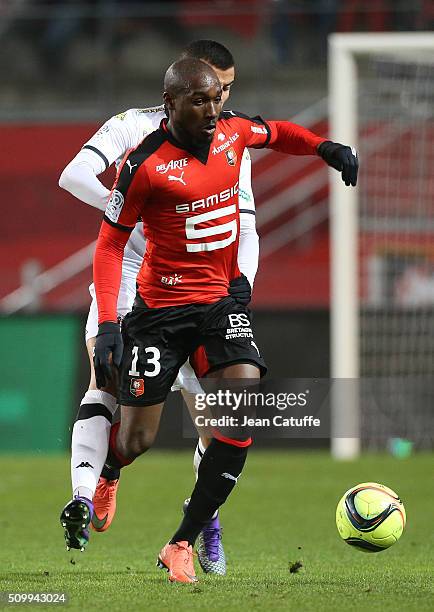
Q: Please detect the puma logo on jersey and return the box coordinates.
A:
[168,171,186,186]
[156,158,188,174]
[126,160,137,173]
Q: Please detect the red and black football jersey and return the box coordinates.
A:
[94,111,325,322]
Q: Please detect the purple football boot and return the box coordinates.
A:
[60,496,94,551]
[183,499,226,575]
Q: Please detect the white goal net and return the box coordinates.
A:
[329,34,434,457]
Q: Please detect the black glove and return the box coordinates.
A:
[229,274,252,305]
[94,321,123,389]
[317,141,359,187]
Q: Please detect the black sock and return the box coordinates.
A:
[170,438,249,546]
[101,463,120,480]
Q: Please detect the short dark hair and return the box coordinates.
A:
[181,40,234,70]
[164,58,219,97]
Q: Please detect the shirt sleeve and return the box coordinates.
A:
[238,212,259,288]
[58,148,111,211]
[82,109,142,170]
[93,222,131,324]
[237,148,259,287]
[233,112,326,155]
[103,155,150,230]
[238,149,255,214]
[94,155,150,323]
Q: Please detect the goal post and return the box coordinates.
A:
[329,33,434,459]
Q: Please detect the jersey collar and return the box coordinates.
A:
[160,119,211,165]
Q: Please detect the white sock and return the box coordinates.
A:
[193,439,207,480]
[71,390,117,500]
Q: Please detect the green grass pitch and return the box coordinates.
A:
[1,451,433,611]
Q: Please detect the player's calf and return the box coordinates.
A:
[71,389,117,502]
[91,413,160,532]
[169,438,249,548]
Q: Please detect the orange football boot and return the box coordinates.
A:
[91,477,119,532]
[157,541,198,583]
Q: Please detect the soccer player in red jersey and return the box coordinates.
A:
[88,59,358,583]
[60,42,254,575]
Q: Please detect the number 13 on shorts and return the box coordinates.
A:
[128,345,161,377]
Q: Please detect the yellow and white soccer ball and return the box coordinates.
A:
[336,482,406,552]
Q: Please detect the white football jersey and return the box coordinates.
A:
[82,107,255,275]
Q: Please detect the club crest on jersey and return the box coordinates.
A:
[105,189,124,223]
[130,378,144,397]
[225,147,237,166]
[156,158,188,174]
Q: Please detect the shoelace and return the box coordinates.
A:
[202,526,222,558]
[103,480,118,498]
[174,543,196,566]
[107,481,117,493]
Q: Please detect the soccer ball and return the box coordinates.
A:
[336,482,406,552]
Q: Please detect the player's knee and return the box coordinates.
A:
[121,428,156,458]
[76,390,117,423]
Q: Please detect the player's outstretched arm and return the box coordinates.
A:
[267,121,359,187]
[234,113,359,188]
[266,121,359,187]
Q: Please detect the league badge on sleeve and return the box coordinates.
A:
[130,378,145,397]
[105,189,124,223]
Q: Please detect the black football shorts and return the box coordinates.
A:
[118,294,267,406]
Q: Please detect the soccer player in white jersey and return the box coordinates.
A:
[58,41,258,574]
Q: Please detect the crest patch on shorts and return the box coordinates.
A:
[130,378,145,397]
